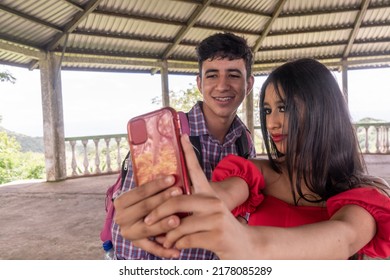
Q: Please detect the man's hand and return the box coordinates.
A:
[113,175,183,258]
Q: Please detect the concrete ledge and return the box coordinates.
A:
[363,154,390,164]
[363,155,390,183]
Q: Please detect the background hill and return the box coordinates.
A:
[0,126,44,153]
[357,117,387,123]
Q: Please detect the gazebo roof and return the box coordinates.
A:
[1,0,390,75]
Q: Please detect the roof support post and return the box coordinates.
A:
[161,60,170,107]
[244,90,254,136]
[341,59,349,104]
[40,52,67,181]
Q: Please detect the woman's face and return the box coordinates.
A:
[263,83,288,155]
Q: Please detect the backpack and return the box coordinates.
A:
[100,112,251,243]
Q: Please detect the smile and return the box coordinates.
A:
[214,96,234,102]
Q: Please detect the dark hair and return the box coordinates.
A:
[196,32,253,78]
[259,58,387,202]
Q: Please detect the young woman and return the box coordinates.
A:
[115,58,390,259]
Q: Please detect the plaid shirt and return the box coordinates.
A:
[112,101,256,259]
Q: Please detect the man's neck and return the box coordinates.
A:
[203,110,235,144]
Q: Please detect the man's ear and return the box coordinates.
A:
[246,75,255,96]
[196,75,202,91]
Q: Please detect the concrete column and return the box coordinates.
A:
[244,90,254,136]
[161,60,170,107]
[341,60,348,104]
[40,52,67,181]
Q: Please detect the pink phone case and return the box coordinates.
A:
[127,107,191,195]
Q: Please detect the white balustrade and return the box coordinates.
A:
[64,123,390,178]
[65,134,128,178]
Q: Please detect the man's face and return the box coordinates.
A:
[197,57,254,120]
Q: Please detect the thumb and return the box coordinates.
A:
[180,134,214,195]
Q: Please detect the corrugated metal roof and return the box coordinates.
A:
[0,0,389,75]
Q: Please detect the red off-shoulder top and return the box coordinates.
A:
[212,154,390,259]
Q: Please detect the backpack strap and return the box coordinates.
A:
[235,129,251,159]
[178,111,204,169]
[120,151,130,184]
[189,135,203,169]
[100,151,130,242]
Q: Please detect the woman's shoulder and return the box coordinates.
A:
[328,187,389,205]
[248,156,271,171]
[249,157,281,185]
[327,187,390,259]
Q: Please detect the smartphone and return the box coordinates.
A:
[127,107,191,195]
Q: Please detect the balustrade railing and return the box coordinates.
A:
[65,134,128,178]
[64,122,390,178]
[355,122,390,153]
[253,122,390,155]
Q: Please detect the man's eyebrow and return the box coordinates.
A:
[227,69,243,74]
[204,69,218,75]
[204,69,243,75]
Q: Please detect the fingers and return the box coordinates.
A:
[114,175,176,210]
[132,238,180,259]
[162,209,242,260]
[174,231,217,252]
[144,193,228,244]
[114,178,181,227]
[119,214,181,240]
[144,193,217,226]
[163,211,223,249]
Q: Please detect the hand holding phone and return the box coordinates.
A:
[127,107,191,195]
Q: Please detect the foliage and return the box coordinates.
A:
[152,83,202,111]
[0,127,44,153]
[0,70,16,84]
[0,131,45,184]
[356,117,386,124]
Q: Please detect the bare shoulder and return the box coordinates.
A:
[248,157,285,188]
[248,157,277,178]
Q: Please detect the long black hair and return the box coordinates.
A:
[260,58,388,203]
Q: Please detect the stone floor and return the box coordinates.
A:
[0,174,117,260]
[0,155,389,260]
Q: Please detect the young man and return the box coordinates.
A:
[111,32,256,259]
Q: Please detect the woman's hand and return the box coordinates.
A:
[143,134,254,259]
[114,134,253,259]
[113,133,223,258]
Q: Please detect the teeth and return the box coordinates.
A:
[215,97,232,101]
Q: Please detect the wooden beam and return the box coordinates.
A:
[0,39,44,59]
[45,0,103,51]
[253,0,287,53]
[343,0,371,58]
[162,0,213,59]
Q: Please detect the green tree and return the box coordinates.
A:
[0,131,22,184]
[0,131,45,184]
[152,83,202,111]
[0,70,16,83]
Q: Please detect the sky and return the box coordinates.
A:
[0,64,389,137]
